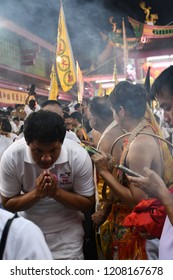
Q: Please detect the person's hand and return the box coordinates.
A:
[35,171,48,198]
[126,167,168,200]
[91,151,110,174]
[46,172,59,198]
[81,140,95,146]
[35,170,58,198]
[92,204,108,228]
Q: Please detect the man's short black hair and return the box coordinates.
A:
[41,100,62,108]
[23,110,66,144]
[62,106,70,113]
[15,104,22,109]
[70,111,82,123]
[151,66,173,100]
[12,116,20,122]
[29,99,36,109]
[74,103,81,110]
[89,96,113,121]
[109,81,147,119]
[1,117,12,132]
[63,112,71,119]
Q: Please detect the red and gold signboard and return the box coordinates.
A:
[0,88,28,105]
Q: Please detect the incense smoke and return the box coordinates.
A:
[0,0,170,70]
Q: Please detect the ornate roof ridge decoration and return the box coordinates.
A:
[128,1,173,43]
[128,16,173,44]
[139,1,158,25]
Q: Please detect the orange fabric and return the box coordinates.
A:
[110,202,147,260]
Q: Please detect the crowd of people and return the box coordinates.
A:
[1,66,173,260]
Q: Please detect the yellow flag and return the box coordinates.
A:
[97,83,104,96]
[106,87,114,96]
[49,64,58,100]
[56,3,76,92]
[76,61,84,103]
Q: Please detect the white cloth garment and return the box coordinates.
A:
[0,209,53,260]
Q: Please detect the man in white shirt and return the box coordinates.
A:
[0,110,95,259]
[41,100,81,143]
[24,88,40,118]
[10,116,24,135]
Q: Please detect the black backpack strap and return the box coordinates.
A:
[0,213,18,259]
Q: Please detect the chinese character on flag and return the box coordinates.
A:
[56,2,76,92]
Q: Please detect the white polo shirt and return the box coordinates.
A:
[10,120,24,134]
[0,138,95,234]
[159,216,173,259]
[0,135,14,161]
[65,130,81,143]
[0,209,53,260]
[24,104,41,117]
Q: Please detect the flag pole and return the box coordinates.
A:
[122,17,128,80]
[113,46,118,86]
[144,66,152,108]
[76,60,84,103]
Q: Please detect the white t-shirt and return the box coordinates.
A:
[159,216,173,259]
[0,209,52,260]
[10,120,24,134]
[0,138,95,234]
[66,130,81,143]
[0,135,14,160]
[24,104,40,117]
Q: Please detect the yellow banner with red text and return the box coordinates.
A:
[0,88,28,105]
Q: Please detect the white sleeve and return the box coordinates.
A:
[0,153,21,197]
[35,104,41,112]
[24,105,32,116]
[73,151,95,197]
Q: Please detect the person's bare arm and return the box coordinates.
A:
[126,135,163,202]
[25,93,30,105]
[2,170,55,212]
[125,140,153,202]
[91,135,158,208]
[2,170,95,213]
[92,200,112,227]
[52,188,95,212]
[91,151,143,209]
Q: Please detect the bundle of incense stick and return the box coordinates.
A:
[83,145,101,156]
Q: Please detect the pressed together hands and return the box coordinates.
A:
[35,170,59,198]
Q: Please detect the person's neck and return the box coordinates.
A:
[96,119,113,134]
[73,122,80,128]
[122,117,144,133]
